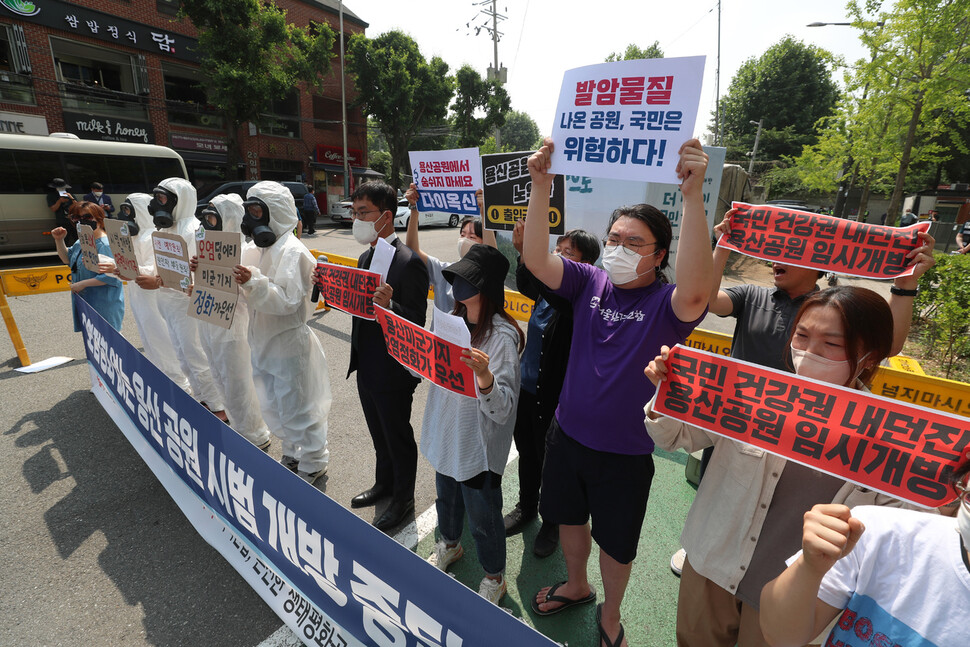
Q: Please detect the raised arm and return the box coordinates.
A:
[887,230,935,356]
[522,137,564,291]
[403,183,429,265]
[477,188,497,249]
[708,211,737,316]
[670,138,714,322]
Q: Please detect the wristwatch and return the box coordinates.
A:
[890,285,918,297]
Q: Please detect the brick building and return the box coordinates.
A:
[0,0,371,207]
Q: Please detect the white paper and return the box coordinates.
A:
[15,356,73,373]
[369,237,395,284]
[548,56,705,184]
[431,306,471,349]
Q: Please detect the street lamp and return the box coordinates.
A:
[748,119,763,175]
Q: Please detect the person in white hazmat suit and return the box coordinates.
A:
[119,193,191,392]
[233,181,331,483]
[138,177,226,418]
[193,194,272,450]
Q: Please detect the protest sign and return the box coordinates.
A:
[720,203,931,279]
[152,231,191,292]
[103,219,139,280]
[549,56,705,184]
[375,305,477,398]
[409,147,482,216]
[188,230,240,329]
[481,151,565,234]
[313,262,380,320]
[76,224,101,273]
[653,345,965,508]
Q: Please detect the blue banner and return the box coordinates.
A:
[75,294,554,647]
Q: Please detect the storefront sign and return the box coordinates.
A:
[62,111,154,144]
[170,132,228,155]
[0,110,48,135]
[315,145,364,166]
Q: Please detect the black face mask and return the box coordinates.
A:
[74,218,98,231]
[451,274,480,302]
[199,207,222,232]
[240,198,277,248]
[118,201,139,235]
[149,187,178,229]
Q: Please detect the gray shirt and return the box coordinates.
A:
[723,284,818,372]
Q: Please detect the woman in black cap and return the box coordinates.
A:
[421,243,525,606]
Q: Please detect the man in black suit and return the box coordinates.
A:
[347,181,429,532]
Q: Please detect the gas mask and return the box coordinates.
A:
[118,200,139,235]
[199,205,222,232]
[240,198,277,248]
[149,186,178,229]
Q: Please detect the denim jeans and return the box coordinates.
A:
[435,471,505,576]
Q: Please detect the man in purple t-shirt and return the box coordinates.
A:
[522,136,713,645]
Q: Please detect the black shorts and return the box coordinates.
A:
[538,418,655,564]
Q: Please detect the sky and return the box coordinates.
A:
[343,0,876,142]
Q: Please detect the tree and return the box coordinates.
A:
[716,36,839,161]
[179,0,335,179]
[346,31,453,189]
[605,42,664,61]
[450,65,511,149]
[499,110,541,152]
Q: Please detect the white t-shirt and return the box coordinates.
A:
[426,254,454,312]
[805,505,969,647]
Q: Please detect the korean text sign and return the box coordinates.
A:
[482,151,565,234]
[409,147,483,216]
[151,231,191,292]
[76,224,101,273]
[375,305,477,398]
[188,230,240,329]
[103,219,139,281]
[720,202,931,279]
[549,56,705,184]
[654,345,964,508]
[314,262,380,320]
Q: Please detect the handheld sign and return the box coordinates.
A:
[76,224,101,273]
[653,345,965,508]
[103,219,139,280]
[720,202,931,279]
[152,231,191,293]
[313,262,380,320]
[409,147,482,217]
[375,305,477,398]
[549,56,705,183]
[482,151,565,234]
[188,230,240,329]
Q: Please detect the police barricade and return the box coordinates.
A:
[75,293,555,647]
[0,264,74,366]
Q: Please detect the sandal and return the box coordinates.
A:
[596,603,625,647]
[531,580,596,616]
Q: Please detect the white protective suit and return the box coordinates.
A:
[152,177,225,412]
[196,195,271,448]
[239,181,330,474]
[125,193,191,392]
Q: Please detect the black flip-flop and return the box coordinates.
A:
[596,603,625,647]
[531,580,596,616]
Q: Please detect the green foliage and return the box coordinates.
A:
[368,150,391,177]
[478,136,498,155]
[605,42,664,62]
[499,110,541,152]
[450,65,511,149]
[914,253,970,380]
[761,159,816,199]
[716,36,839,160]
[347,30,454,189]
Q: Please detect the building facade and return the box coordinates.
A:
[0,0,370,207]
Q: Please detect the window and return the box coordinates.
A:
[259,90,301,138]
[51,38,147,120]
[0,25,33,104]
[157,0,179,16]
[312,96,341,131]
[163,64,224,129]
[260,158,303,182]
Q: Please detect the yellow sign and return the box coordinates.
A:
[684,328,732,356]
[0,265,73,297]
[486,205,562,229]
[888,356,926,375]
[870,368,970,418]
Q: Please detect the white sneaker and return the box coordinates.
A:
[428,541,463,572]
[478,574,506,605]
[670,548,686,577]
[298,465,327,484]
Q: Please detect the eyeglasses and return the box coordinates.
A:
[350,208,382,220]
[555,246,579,261]
[602,237,659,256]
[956,480,970,509]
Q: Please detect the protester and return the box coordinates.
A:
[52,201,124,332]
[235,181,331,483]
[899,209,918,227]
[504,220,601,559]
[644,286,927,647]
[133,178,226,419]
[423,243,524,605]
[523,136,713,647]
[84,182,114,215]
[301,185,320,235]
[345,181,429,531]
[404,184,496,311]
[956,218,970,254]
[189,194,272,451]
[48,177,77,245]
[760,459,970,647]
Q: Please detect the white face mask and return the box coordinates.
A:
[457,236,476,258]
[790,346,855,386]
[957,499,970,549]
[352,214,385,245]
[93,191,103,198]
[601,245,656,285]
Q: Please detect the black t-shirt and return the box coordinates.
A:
[47,191,75,223]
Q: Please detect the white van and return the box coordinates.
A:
[0,133,188,254]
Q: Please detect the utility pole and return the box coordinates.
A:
[339,1,350,197]
[476,0,506,147]
[715,0,722,146]
[747,119,763,175]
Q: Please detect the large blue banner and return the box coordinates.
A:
[75,294,554,646]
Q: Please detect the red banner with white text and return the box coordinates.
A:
[653,345,965,508]
[313,262,379,320]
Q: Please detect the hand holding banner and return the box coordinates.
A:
[313,262,380,320]
[76,224,101,273]
[188,230,240,329]
[719,203,931,279]
[103,219,139,280]
[653,345,965,508]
